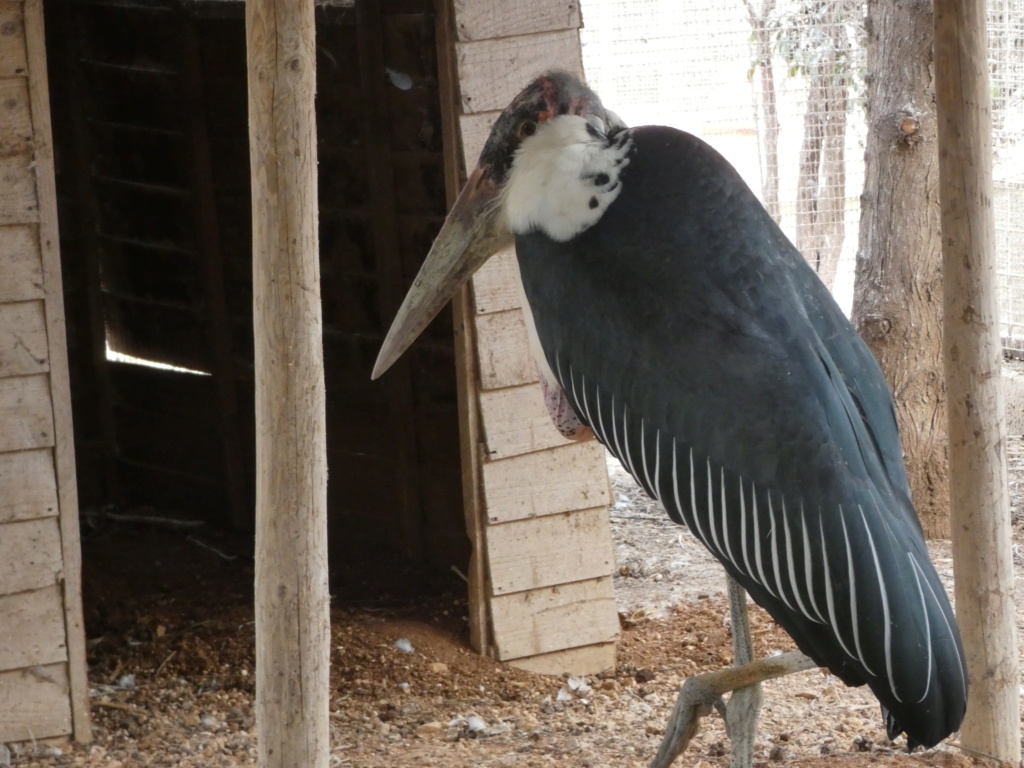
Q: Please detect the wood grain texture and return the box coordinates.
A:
[935,0,1021,760]
[506,641,616,676]
[24,0,90,737]
[475,308,537,390]
[0,300,48,377]
[0,374,55,452]
[0,517,61,596]
[0,225,44,302]
[0,448,58,523]
[0,663,71,743]
[471,245,521,315]
[491,576,618,660]
[455,30,583,114]
[0,76,31,146]
[453,0,580,42]
[0,585,67,671]
[0,3,26,79]
[482,439,610,524]
[437,0,492,658]
[486,506,615,594]
[0,153,37,224]
[480,383,572,458]
[458,110,499,170]
[247,0,330,765]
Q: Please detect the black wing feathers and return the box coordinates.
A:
[515,126,966,749]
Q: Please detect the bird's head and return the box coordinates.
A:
[372,71,629,379]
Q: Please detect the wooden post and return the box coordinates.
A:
[246,2,329,767]
[934,1,1021,763]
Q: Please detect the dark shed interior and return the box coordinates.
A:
[44,0,468,584]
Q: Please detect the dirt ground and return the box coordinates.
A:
[7,442,1024,768]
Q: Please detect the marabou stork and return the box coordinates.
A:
[372,71,967,766]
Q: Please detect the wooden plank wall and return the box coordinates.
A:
[0,0,90,743]
[450,0,619,674]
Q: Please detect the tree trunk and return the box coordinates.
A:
[935,0,1020,761]
[852,0,949,538]
[743,0,781,221]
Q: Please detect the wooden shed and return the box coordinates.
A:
[0,0,90,743]
[0,0,616,744]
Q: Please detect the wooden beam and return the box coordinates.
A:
[435,0,492,657]
[24,0,90,740]
[246,1,329,766]
[935,1,1020,763]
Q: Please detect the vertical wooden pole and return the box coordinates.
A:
[935,1,1020,763]
[246,1,330,767]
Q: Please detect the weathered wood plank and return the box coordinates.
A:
[486,506,615,594]
[480,383,572,458]
[482,439,610,524]
[0,225,44,302]
[0,300,48,377]
[459,110,499,171]
[0,662,71,743]
[475,308,536,390]
[0,3,27,79]
[0,374,55,452]
[0,517,62,596]
[491,576,618,660]
[472,245,521,315]
[454,0,580,42]
[0,585,68,671]
[437,0,492,658]
[0,448,58,523]
[0,152,38,224]
[24,0,92,738]
[507,641,616,676]
[0,76,31,148]
[455,30,583,114]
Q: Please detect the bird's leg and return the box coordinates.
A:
[647,650,817,768]
[723,577,761,768]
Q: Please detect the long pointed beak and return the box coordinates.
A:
[372,167,510,380]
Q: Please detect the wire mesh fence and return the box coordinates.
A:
[580,0,1024,349]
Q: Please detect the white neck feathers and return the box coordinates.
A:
[501,115,632,242]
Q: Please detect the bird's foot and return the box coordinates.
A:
[646,651,816,768]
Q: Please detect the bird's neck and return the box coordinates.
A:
[501,115,633,242]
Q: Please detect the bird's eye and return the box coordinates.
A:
[518,120,538,139]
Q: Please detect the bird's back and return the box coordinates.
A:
[515,125,967,748]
